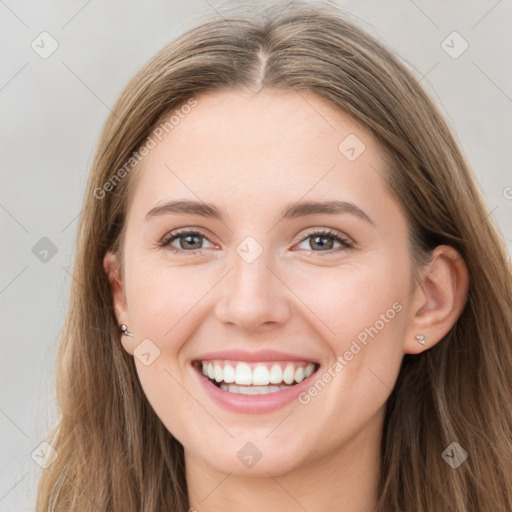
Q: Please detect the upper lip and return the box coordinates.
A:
[193,349,319,363]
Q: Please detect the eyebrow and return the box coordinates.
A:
[145,199,374,225]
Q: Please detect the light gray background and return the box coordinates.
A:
[1,0,511,510]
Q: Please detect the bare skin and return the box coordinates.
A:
[104,88,469,511]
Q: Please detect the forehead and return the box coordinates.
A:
[128,88,391,222]
[151,88,380,163]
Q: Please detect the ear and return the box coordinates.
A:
[404,245,469,354]
[103,251,136,355]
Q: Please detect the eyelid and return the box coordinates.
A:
[160,225,216,241]
[297,226,352,243]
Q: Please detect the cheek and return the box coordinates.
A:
[125,258,213,341]
[125,262,201,432]
[288,256,409,344]
[289,258,409,405]
[123,262,216,432]
[133,360,198,450]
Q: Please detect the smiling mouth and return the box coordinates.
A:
[193,359,320,395]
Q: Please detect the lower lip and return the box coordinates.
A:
[193,364,319,414]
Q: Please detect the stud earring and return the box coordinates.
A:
[415,334,426,346]
[120,324,134,337]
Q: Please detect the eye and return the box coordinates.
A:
[160,229,215,254]
[294,229,353,255]
[159,228,353,256]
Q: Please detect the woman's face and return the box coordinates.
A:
[107,88,420,476]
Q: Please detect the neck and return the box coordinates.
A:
[185,407,384,512]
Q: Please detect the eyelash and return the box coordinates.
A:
[159,228,354,256]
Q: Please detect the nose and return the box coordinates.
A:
[214,251,292,333]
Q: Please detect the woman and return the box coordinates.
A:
[36,1,512,510]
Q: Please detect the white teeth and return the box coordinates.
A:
[234,362,252,385]
[294,366,305,383]
[269,363,283,384]
[223,364,235,383]
[200,360,317,386]
[282,364,295,385]
[214,363,223,383]
[219,383,292,394]
[252,365,270,385]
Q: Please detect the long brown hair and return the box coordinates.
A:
[36,1,512,510]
